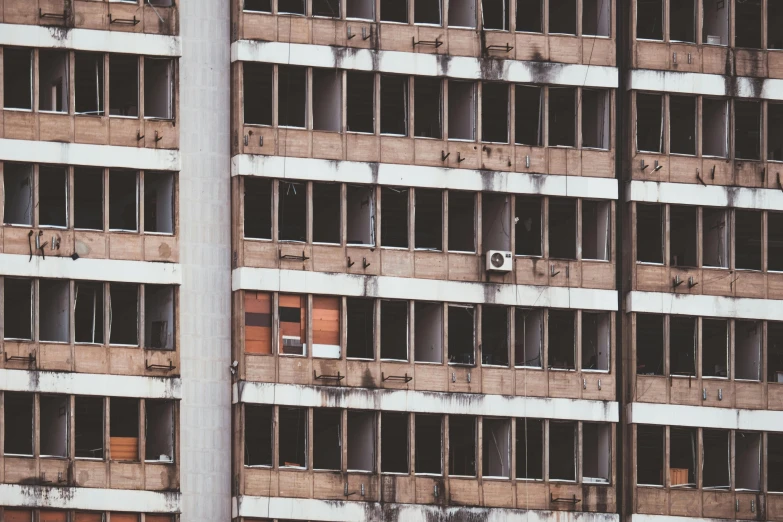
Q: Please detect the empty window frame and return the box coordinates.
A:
[244,291,272,354]
[278,181,306,242]
[243,62,273,126]
[109,283,139,346]
[40,395,68,457]
[313,0,341,17]
[312,182,340,244]
[415,414,442,474]
[75,52,104,115]
[636,313,664,375]
[448,81,476,141]
[735,321,761,381]
[702,429,730,488]
[636,93,663,152]
[770,103,783,161]
[703,0,728,45]
[278,65,307,128]
[702,318,728,378]
[39,50,69,113]
[4,278,33,340]
[703,98,728,157]
[483,193,511,252]
[144,172,174,234]
[381,412,409,473]
[347,71,375,133]
[670,95,696,155]
[448,415,476,476]
[381,187,408,248]
[346,184,375,245]
[637,0,662,39]
[583,200,610,261]
[515,196,542,256]
[110,398,139,461]
[347,410,375,472]
[75,396,104,459]
[75,282,104,344]
[414,77,442,138]
[770,0,783,49]
[38,166,68,228]
[548,197,576,259]
[145,400,174,462]
[4,48,32,109]
[347,0,374,19]
[243,0,272,11]
[482,305,508,366]
[449,0,476,27]
[583,0,610,36]
[380,75,408,135]
[735,0,761,48]
[4,392,33,455]
[735,101,761,160]
[583,423,611,483]
[481,0,509,30]
[548,88,576,147]
[414,301,443,363]
[245,404,273,466]
[636,424,664,485]
[74,168,103,230]
[279,407,307,468]
[482,82,509,143]
[279,294,306,355]
[549,0,576,34]
[669,205,697,267]
[670,0,695,42]
[145,285,175,350]
[670,316,696,376]
[39,279,70,343]
[515,308,543,367]
[347,298,374,359]
[582,89,610,149]
[735,210,761,270]
[769,433,783,492]
[549,421,576,481]
[448,305,475,365]
[516,418,543,479]
[144,58,173,119]
[109,55,138,117]
[381,0,407,22]
[414,188,443,250]
[582,312,610,371]
[769,212,783,272]
[548,309,575,370]
[736,431,761,491]
[380,300,408,360]
[414,0,441,24]
[109,170,138,231]
[244,178,273,240]
[483,418,511,478]
[702,207,728,268]
[313,68,342,132]
[312,296,340,358]
[3,163,33,226]
[312,408,341,470]
[636,203,663,263]
[515,86,543,146]
[670,427,697,487]
[278,0,305,14]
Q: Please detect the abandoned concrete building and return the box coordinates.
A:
[1,0,782,521]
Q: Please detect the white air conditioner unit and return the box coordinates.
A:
[486,250,512,272]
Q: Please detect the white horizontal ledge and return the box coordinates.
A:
[233,268,619,311]
[629,517,732,522]
[231,40,618,89]
[0,139,180,172]
[0,23,181,57]
[0,484,180,513]
[232,154,619,200]
[233,496,620,522]
[235,382,619,423]
[627,291,783,321]
[628,180,783,211]
[0,253,181,286]
[629,69,783,101]
[0,369,181,400]
[628,402,783,432]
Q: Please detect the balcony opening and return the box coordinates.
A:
[75,282,104,344]
[74,167,103,230]
[582,89,609,149]
[549,0,575,34]
[636,93,663,152]
[75,52,104,115]
[38,166,68,228]
[583,423,611,483]
[381,187,408,248]
[636,314,664,375]
[769,212,783,271]
[347,410,375,472]
[381,0,407,22]
[4,48,32,109]
[278,181,306,242]
[448,81,476,141]
[735,101,761,160]
[770,103,783,160]
[313,296,340,358]
[670,427,696,487]
[144,58,172,119]
[312,182,340,244]
[41,397,69,458]
[735,321,760,381]
[244,292,272,355]
[243,62,273,126]
[4,278,32,341]
[548,309,575,370]
[703,98,728,157]
[735,210,761,270]
[482,82,508,143]
[415,188,443,250]
[313,0,340,17]
[482,193,511,252]
[670,316,696,376]
[415,414,442,474]
[549,421,576,481]
[145,285,175,350]
[347,184,375,246]
[735,0,761,48]
[448,415,476,476]
[449,0,475,27]
[347,298,374,359]
[582,200,610,261]
[515,195,542,256]
[448,305,475,365]
[637,0,662,39]
[548,87,576,147]
[39,50,69,113]
[347,0,374,19]
[244,0,271,11]
[582,312,610,371]
[482,305,508,366]
[414,0,441,24]
[669,205,697,267]
[380,75,408,135]
[313,408,341,471]
[769,433,783,491]
[635,204,663,263]
[278,65,307,128]
[109,283,139,346]
[515,418,543,479]
[548,197,576,259]
[278,0,305,15]
[244,178,272,240]
[381,412,409,473]
[347,71,375,133]
[109,55,138,117]
[515,308,542,368]
[515,86,543,146]
[703,207,728,268]
[414,301,443,363]
[483,417,511,478]
[279,294,306,355]
[3,163,33,226]
[481,0,509,30]
[583,0,610,36]
[39,279,70,343]
[145,400,174,462]
[279,407,307,468]
[703,0,728,45]
[414,77,442,138]
[670,0,695,42]
[4,393,33,455]
[380,300,408,360]
[702,429,730,489]
[244,404,273,466]
[702,319,728,378]
[670,96,696,155]
[446,191,474,253]
[110,398,139,462]
[770,1,783,48]
[109,170,138,231]
[637,424,663,485]
[736,431,761,491]
[144,172,174,234]
[75,396,104,459]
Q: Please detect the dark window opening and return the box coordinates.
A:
[244,178,272,240]
[669,205,697,267]
[380,75,408,135]
[312,408,341,470]
[770,103,783,161]
[771,322,783,383]
[636,314,664,376]
[770,0,783,49]
[414,188,442,250]
[244,0,271,11]
[109,54,138,117]
[278,65,307,128]
[483,193,511,251]
[279,407,307,468]
[548,309,575,370]
[145,400,174,462]
[415,414,442,474]
[4,392,33,455]
[582,312,610,371]
[109,170,138,231]
[347,298,374,359]
[483,417,511,477]
[583,423,611,482]
[278,181,306,242]
[515,418,543,479]
[735,321,761,381]
[636,424,663,485]
[74,168,103,230]
[75,52,104,115]
[347,71,374,133]
[447,191,475,252]
[549,0,575,34]
[414,77,442,138]
[144,58,172,119]
[482,82,508,143]
[313,0,341,17]
[735,101,761,160]
[583,0,610,36]
[515,86,542,146]
[145,285,175,350]
[110,398,139,461]
[548,197,576,259]
[278,0,305,14]
[736,431,761,491]
[515,196,542,256]
[348,411,375,472]
[75,282,104,344]
[3,163,33,226]
[702,319,728,378]
[448,305,475,365]
[39,50,69,113]
[735,0,761,48]
[4,48,32,109]
[670,0,695,42]
[110,283,138,346]
[637,0,662,39]
[703,208,728,268]
[39,166,68,228]
[703,0,728,45]
[448,81,475,141]
[415,0,441,24]
[381,187,408,248]
[769,212,783,272]
[516,0,542,31]
[347,0,375,19]
[381,0,407,22]
[636,204,662,263]
[769,433,783,492]
[449,0,475,27]
[582,200,610,261]
[548,87,575,147]
[735,210,761,270]
[346,184,375,245]
[670,427,696,486]
[243,62,273,126]
[75,396,104,459]
[39,279,70,343]
[702,429,730,488]
[449,415,476,476]
[636,93,663,152]
[703,98,728,157]
[670,316,696,376]
[670,95,696,155]
[414,301,443,363]
[380,300,408,360]
[4,278,32,340]
[481,0,509,30]
[515,308,543,367]
[482,305,508,366]
[381,412,408,473]
[144,172,174,234]
[582,89,609,149]
[549,421,576,481]
[312,182,340,244]
[245,405,273,466]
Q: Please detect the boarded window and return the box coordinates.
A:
[515,86,542,146]
[75,52,104,115]
[515,308,543,367]
[381,412,408,473]
[75,513,104,522]
[4,511,33,522]
[515,418,543,479]
[636,314,663,375]
[414,301,443,363]
[74,167,103,230]
[548,309,575,370]
[110,283,139,346]
[279,407,307,468]
[313,408,341,470]
[279,294,306,355]
[4,392,33,455]
[244,404,273,466]
[109,54,138,117]
[415,414,442,474]
[145,400,174,462]
[3,163,33,226]
[243,62,273,125]
[39,50,69,112]
[4,48,32,109]
[380,300,408,360]
[347,298,374,359]
[483,417,511,478]
[75,396,104,459]
[516,0,542,31]
[4,278,33,340]
[39,512,67,522]
[244,177,272,240]
[449,415,476,476]
[515,196,542,256]
[75,282,104,344]
[347,410,375,472]
[636,424,663,485]
[549,421,576,480]
[245,292,272,354]
[482,305,508,366]
[110,398,139,461]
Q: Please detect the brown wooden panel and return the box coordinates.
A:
[4,511,33,522]
[702,490,734,519]
[279,294,305,354]
[635,487,668,515]
[74,514,103,522]
[145,516,174,522]
[312,295,339,347]
[39,511,67,522]
[109,514,138,522]
[245,291,272,354]
[110,436,139,461]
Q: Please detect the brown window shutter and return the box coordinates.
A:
[244,291,272,354]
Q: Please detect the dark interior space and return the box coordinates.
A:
[483,418,511,477]
[669,205,697,267]
[582,200,610,260]
[549,0,576,34]
[702,429,730,488]
[109,170,137,231]
[482,305,508,366]
[278,181,306,242]
[381,187,408,248]
[243,62,273,125]
[75,281,104,344]
[582,0,610,35]
[110,398,138,438]
[244,178,272,240]
[4,278,32,340]
[449,0,476,27]
[4,392,33,455]
[414,77,442,138]
[670,316,696,376]
[582,312,609,371]
[548,309,575,370]
[515,86,542,146]
[482,0,509,30]
[768,322,783,383]
[448,80,475,140]
[670,427,697,486]
[381,412,409,473]
[448,305,475,365]
[515,196,542,256]
[516,0,542,32]
[735,0,761,48]
[702,207,728,268]
[74,167,103,230]
[109,54,138,117]
[347,298,374,359]
[447,191,475,252]
[3,163,33,226]
[414,0,441,24]
[278,65,306,128]
[735,101,761,160]
[75,52,104,115]
[39,50,69,113]
[514,308,542,367]
[312,408,341,470]
[145,285,174,350]
[703,98,728,157]
[735,431,760,490]
[515,418,543,479]
[701,319,728,378]
[482,82,509,143]
[381,75,408,135]
[279,407,307,468]
[415,188,442,250]
[636,203,663,263]
[244,0,271,11]
[75,396,104,459]
[770,212,783,272]
[244,405,273,466]
[347,71,375,133]
[38,167,67,228]
[346,184,375,245]
[769,103,783,160]
[381,0,407,22]
[637,0,662,39]
[145,400,174,462]
[278,0,305,14]
[39,395,68,457]
[347,0,375,19]
[636,93,663,152]
[415,414,442,474]
[313,0,340,17]
[312,182,341,244]
[380,300,408,360]
[636,314,664,376]
[143,58,172,119]
[549,421,576,480]
[769,433,783,491]
[312,68,341,132]
[735,210,762,270]
[548,88,576,147]
[39,279,69,343]
[347,410,375,472]
[144,172,174,234]
[670,96,696,155]
[670,0,695,42]
[735,320,761,381]
[548,197,576,259]
[581,89,609,149]
[109,283,138,345]
[636,424,663,485]
[4,48,32,109]
[770,0,783,49]
[448,415,476,476]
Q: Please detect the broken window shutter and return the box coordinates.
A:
[312,296,340,358]
[245,291,273,354]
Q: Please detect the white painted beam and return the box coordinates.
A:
[628,402,783,432]
[232,154,619,200]
[0,484,180,513]
[233,268,619,311]
[628,69,783,101]
[629,516,733,522]
[231,40,618,89]
[628,180,783,211]
[0,369,181,399]
[627,291,783,321]
[236,382,619,422]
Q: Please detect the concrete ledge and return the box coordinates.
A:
[627,402,783,432]
[0,484,180,513]
[629,179,783,211]
[627,291,783,321]
[0,369,181,399]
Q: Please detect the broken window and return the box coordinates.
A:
[702,319,728,378]
[448,81,476,141]
[312,182,340,244]
[670,316,696,376]
[483,417,511,477]
[449,0,475,27]
[702,0,728,45]
[515,308,543,367]
[448,415,476,476]
[769,212,783,271]
[347,0,374,19]
[145,400,174,462]
[669,205,697,267]
[109,283,139,346]
[548,0,575,33]
[770,103,783,160]
[109,55,138,117]
[244,178,272,240]
[414,188,443,250]
[448,191,475,252]
[583,423,611,483]
[548,197,576,259]
[347,71,375,133]
[381,187,408,248]
[381,0,407,22]
[381,412,408,473]
[3,48,32,109]
[515,86,543,146]
[769,433,783,492]
[670,95,696,155]
[636,314,664,375]
[516,418,543,479]
[636,0,662,39]
[244,292,272,354]
[735,210,761,270]
[482,305,508,366]
[312,296,340,358]
[548,309,575,370]
[702,429,730,488]
[75,52,104,115]
[380,75,408,136]
[636,93,663,152]
[515,196,542,256]
[110,398,139,461]
[243,62,273,126]
[109,170,138,231]
[278,181,306,242]
[636,424,663,485]
[144,58,172,119]
[347,410,375,472]
[39,279,70,343]
[74,168,103,230]
[3,163,33,226]
[735,0,761,48]
[770,0,783,48]
[75,396,104,459]
[414,301,443,363]
[702,208,728,268]
[279,294,306,355]
[313,0,340,17]
[144,172,174,234]
[278,0,305,15]
[4,392,33,455]
[39,166,68,228]
[448,305,475,365]
[312,408,341,470]
[279,407,307,468]
[414,77,442,138]
[735,431,760,490]
[312,68,342,132]
[380,300,408,360]
[703,98,728,157]
[481,0,509,30]
[670,0,695,42]
[39,50,69,112]
[75,282,104,344]
[145,285,175,350]
[243,0,271,11]
[548,87,576,147]
[347,298,374,359]
[583,200,610,261]
[483,193,511,252]
[582,89,609,149]
[245,405,273,466]
[670,427,697,487]
[4,278,32,340]
[414,0,441,24]
[278,65,307,128]
[636,204,663,263]
[347,184,375,245]
[482,83,508,143]
[582,312,610,371]
[735,101,761,160]
[583,0,610,36]
[415,414,442,474]
[549,421,576,481]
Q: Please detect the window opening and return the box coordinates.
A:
[313,408,341,470]
[415,414,442,474]
[4,278,32,340]
[38,166,68,228]
[39,279,70,343]
[74,168,103,230]
[669,205,697,267]
[145,400,174,462]
[313,0,341,17]
[244,0,271,11]
[380,300,408,360]
[770,103,783,160]
[636,203,663,263]
[449,0,475,27]
[583,423,610,483]
[583,0,610,36]
[735,321,760,381]
[414,77,442,138]
[771,322,783,383]
[381,187,408,248]
[515,308,543,367]
[312,68,342,132]
[582,89,609,149]
[3,163,33,226]
[278,181,306,242]
[144,58,172,119]
[109,55,138,117]
[636,93,663,152]
[381,0,407,22]
[109,170,138,231]
[278,0,305,15]
[381,412,409,473]
[736,431,761,491]
[702,319,728,378]
[637,0,662,39]
[415,0,441,24]
[279,294,306,355]
[244,292,272,354]
[735,101,761,160]
[735,210,761,270]
[347,298,374,359]
[347,410,375,472]
[312,296,340,358]
[703,0,728,45]
[75,396,104,459]
[515,195,542,256]
[3,48,32,109]
[347,0,375,19]
[769,212,783,271]
[347,184,375,245]
[448,81,476,141]
[670,316,696,376]
[243,62,273,126]
[75,52,104,115]
[245,404,273,466]
[39,50,69,113]
[636,314,663,375]
[482,82,509,143]
[145,285,175,350]
[448,305,475,365]
[549,0,576,34]
[4,392,33,455]
[483,193,511,252]
[448,191,475,252]
[670,95,696,155]
[516,0,542,31]
[278,65,307,128]
[481,0,509,30]
[582,312,610,371]
[482,305,508,366]
[144,172,174,234]
[515,86,543,146]
[670,0,695,42]
[548,309,575,370]
[703,98,728,157]
[637,424,663,485]
[312,182,340,244]
[448,415,476,476]
[702,429,730,488]
[548,197,576,259]
[380,75,408,135]
[414,301,443,363]
[702,208,728,268]
[769,433,783,492]
[110,398,139,461]
[670,427,697,487]
[735,0,761,48]
[414,188,443,250]
[109,283,139,346]
[244,178,272,240]
[483,417,511,478]
[549,421,576,481]
[40,395,70,458]
[548,87,576,147]
[347,71,375,133]
[770,0,783,49]
[582,200,610,261]
[279,407,307,468]
[515,418,543,479]
[75,282,104,344]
